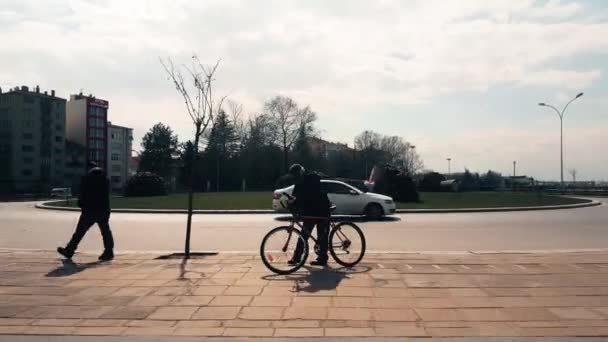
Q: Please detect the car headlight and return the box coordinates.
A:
[384,199,393,204]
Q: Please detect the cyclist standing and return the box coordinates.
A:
[287,164,331,266]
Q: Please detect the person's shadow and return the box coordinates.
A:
[295,266,349,293]
[45,259,105,277]
[263,265,371,293]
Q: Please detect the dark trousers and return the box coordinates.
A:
[65,211,114,254]
[294,219,329,262]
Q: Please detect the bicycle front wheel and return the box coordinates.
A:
[260,226,309,275]
[329,222,366,267]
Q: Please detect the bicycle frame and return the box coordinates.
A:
[282,213,353,253]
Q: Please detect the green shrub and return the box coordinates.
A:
[419,172,446,192]
[124,172,167,197]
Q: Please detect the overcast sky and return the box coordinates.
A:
[2,0,607,181]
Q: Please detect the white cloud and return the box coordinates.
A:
[1,0,607,179]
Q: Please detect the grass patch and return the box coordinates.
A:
[54,191,589,210]
[396,191,588,209]
[109,191,271,210]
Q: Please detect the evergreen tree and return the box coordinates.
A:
[138,123,179,179]
[204,110,239,191]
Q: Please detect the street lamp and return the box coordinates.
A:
[403,145,416,175]
[538,92,583,188]
[446,158,451,177]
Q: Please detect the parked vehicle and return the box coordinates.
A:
[273,180,395,219]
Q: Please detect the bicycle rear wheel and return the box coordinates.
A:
[260,226,309,275]
[329,222,366,267]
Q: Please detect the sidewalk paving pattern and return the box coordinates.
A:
[3,250,608,337]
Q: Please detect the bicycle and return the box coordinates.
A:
[260,192,366,274]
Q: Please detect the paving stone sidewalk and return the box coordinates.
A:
[3,249,608,338]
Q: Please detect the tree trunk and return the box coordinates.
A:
[283,136,288,173]
[185,123,201,259]
[216,157,220,192]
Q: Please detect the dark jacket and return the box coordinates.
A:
[292,172,331,217]
[78,167,110,213]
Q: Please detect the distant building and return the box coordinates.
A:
[307,137,353,158]
[66,93,109,172]
[64,139,87,193]
[107,122,133,190]
[0,86,66,194]
[129,155,140,177]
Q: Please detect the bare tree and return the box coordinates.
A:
[227,99,245,143]
[403,144,424,175]
[354,130,383,177]
[265,95,317,172]
[160,55,225,259]
[569,168,577,184]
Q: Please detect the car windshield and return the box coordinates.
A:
[323,181,359,195]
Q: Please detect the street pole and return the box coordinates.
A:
[538,92,583,190]
[560,116,563,189]
[407,145,416,174]
[447,158,451,178]
[513,161,516,177]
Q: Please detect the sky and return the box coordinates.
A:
[1,0,607,181]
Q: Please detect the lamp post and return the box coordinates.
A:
[446,158,451,178]
[405,145,416,174]
[538,92,583,189]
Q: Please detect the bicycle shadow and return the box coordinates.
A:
[46,259,105,277]
[262,264,371,293]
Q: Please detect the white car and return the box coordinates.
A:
[273,179,396,219]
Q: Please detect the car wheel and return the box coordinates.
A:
[364,203,384,220]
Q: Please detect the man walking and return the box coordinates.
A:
[57,161,114,261]
[287,164,331,266]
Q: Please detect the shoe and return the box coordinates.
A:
[57,247,73,259]
[98,250,114,261]
[287,258,300,266]
[310,259,327,266]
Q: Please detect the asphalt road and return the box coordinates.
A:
[0,198,606,254]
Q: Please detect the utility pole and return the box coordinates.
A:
[539,92,584,190]
[446,158,451,178]
[513,161,516,177]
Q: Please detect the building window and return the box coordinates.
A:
[23,157,34,164]
[111,153,120,161]
[112,165,121,173]
[2,120,10,129]
[55,124,62,131]
[22,145,34,152]
[23,120,33,128]
[54,148,62,154]
[0,143,10,153]
[21,169,32,176]
[22,133,33,140]
[55,136,63,143]
[112,142,121,149]
[111,176,121,183]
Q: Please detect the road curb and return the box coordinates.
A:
[36,198,600,214]
[5,247,608,256]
